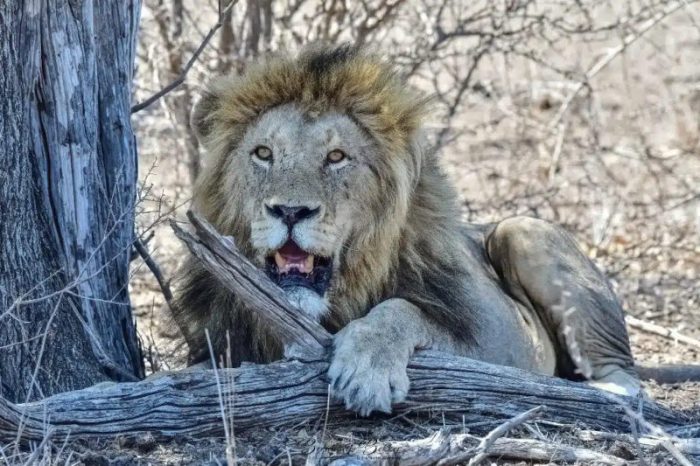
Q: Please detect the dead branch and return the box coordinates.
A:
[133,237,174,308]
[342,431,627,465]
[0,349,686,444]
[627,315,700,349]
[131,0,238,113]
[443,406,545,466]
[470,437,628,465]
[170,211,332,357]
[578,429,700,456]
[547,0,693,130]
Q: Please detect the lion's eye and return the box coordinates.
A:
[327,149,346,164]
[252,145,272,161]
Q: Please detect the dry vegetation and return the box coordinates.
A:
[111,0,700,464]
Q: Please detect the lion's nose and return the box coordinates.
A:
[265,204,320,227]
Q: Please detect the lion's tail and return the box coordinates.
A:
[635,364,700,384]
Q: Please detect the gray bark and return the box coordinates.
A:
[245,0,262,56]
[0,0,143,402]
[0,351,686,444]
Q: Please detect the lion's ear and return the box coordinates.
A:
[190,89,220,147]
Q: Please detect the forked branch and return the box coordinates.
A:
[131,0,239,113]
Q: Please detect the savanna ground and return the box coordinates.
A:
[62,0,700,464]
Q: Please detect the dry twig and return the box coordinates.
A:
[131,0,238,113]
[548,0,694,130]
[578,429,700,456]
[344,430,627,465]
[438,405,545,466]
[473,437,626,465]
[133,237,174,309]
[627,315,700,349]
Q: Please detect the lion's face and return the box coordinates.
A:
[221,104,384,319]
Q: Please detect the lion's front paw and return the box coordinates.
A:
[328,321,410,416]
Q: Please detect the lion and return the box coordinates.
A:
[173,45,699,416]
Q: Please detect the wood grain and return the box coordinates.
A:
[0,0,143,403]
[0,350,684,443]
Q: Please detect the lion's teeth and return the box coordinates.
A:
[304,254,315,273]
[274,251,314,274]
[274,252,287,270]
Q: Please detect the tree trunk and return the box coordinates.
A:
[0,0,143,403]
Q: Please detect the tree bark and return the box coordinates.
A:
[0,351,686,444]
[0,0,143,403]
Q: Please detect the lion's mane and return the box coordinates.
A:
[174,45,479,364]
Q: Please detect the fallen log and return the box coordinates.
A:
[0,350,685,443]
[0,212,692,443]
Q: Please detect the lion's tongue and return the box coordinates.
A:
[274,241,314,274]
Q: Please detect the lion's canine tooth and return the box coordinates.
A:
[274,251,286,270]
[304,254,314,273]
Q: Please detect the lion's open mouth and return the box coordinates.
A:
[265,240,332,295]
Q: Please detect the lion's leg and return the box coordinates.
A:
[328,298,455,415]
[486,216,639,396]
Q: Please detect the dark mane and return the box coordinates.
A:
[305,43,359,76]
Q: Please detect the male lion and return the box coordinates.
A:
[173,45,692,416]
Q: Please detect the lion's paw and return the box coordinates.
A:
[328,320,410,416]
